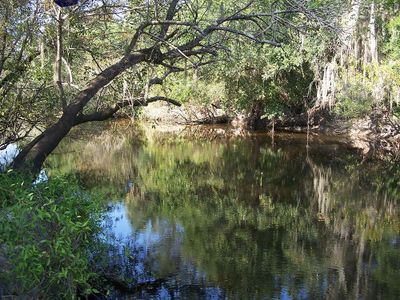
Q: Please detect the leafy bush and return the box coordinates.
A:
[160,74,226,107]
[334,76,374,119]
[334,96,373,119]
[0,171,104,298]
[394,106,400,118]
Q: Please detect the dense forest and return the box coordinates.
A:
[0,0,399,299]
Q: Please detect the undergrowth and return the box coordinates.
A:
[0,171,106,299]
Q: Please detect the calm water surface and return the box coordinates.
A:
[48,122,400,299]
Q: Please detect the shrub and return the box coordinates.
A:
[334,95,373,119]
[0,171,104,299]
[334,78,374,119]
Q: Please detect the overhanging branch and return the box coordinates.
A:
[73,96,181,125]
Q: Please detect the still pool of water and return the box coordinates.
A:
[48,122,400,299]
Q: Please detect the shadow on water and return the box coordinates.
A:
[48,121,400,299]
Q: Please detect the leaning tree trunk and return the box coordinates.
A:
[12,53,146,174]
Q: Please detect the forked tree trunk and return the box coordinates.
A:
[12,53,146,174]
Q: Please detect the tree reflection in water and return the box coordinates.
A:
[48,123,400,299]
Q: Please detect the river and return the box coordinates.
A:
[47,121,399,299]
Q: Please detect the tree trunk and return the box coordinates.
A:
[369,2,378,64]
[54,8,66,110]
[245,102,267,130]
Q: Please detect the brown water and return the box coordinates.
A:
[48,122,400,299]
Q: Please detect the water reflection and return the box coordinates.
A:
[48,122,400,299]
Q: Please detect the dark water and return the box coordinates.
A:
[48,122,400,299]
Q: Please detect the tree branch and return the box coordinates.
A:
[73,96,180,125]
[159,0,180,39]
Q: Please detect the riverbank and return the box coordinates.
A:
[141,103,400,161]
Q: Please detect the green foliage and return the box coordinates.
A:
[393,106,400,118]
[385,14,400,60]
[329,1,400,118]
[161,74,226,106]
[334,77,374,119]
[334,96,373,119]
[0,171,104,298]
[333,59,400,119]
[195,38,318,119]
